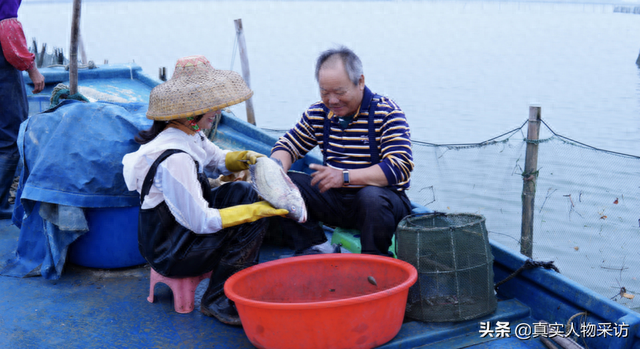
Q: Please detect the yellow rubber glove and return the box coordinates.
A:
[219,201,289,229]
[225,150,266,172]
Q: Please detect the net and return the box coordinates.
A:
[407,121,640,312]
[398,213,497,322]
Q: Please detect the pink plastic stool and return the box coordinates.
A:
[147,268,213,314]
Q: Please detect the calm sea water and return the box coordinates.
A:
[18,1,640,308]
[19,0,640,156]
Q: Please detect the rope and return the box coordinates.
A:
[566,311,589,349]
[49,83,90,108]
[540,119,640,159]
[494,258,559,291]
[413,120,527,147]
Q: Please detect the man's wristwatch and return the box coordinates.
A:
[342,170,350,186]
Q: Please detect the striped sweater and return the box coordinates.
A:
[272,86,413,191]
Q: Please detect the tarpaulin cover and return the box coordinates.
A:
[0,100,151,279]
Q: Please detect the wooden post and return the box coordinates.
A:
[69,0,82,95]
[234,18,256,125]
[520,106,541,257]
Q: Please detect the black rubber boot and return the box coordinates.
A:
[201,291,241,326]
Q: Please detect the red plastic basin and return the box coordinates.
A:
[224,254,417,349]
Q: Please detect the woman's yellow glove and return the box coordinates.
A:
[219,201,289,229]
[225,150,266,172]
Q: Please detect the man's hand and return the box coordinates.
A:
[27,66,45,94]
[310,164,343,193]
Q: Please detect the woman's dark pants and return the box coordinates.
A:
[139,181,268,310]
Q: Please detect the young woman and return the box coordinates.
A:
[122,55,287,325]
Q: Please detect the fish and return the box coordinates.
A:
[249,157,307,223]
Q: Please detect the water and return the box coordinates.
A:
[18,0,640,307]
[19,0,640,156]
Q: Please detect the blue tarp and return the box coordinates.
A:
[0,100,151,279]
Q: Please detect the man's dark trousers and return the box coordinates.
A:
[279,171,412,255]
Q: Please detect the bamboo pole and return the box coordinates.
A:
[520,106,541,257]
[69,0,82,95]
[234,19,256,125]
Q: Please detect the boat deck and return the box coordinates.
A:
[0,219,551,349]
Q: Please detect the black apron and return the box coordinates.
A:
[137,149,266,293]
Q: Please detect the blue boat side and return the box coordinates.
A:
[2,64,637,349]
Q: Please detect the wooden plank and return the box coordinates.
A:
[234,18,256,125]
[69,0,82,95]
[520,106,541,257]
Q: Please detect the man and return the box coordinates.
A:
[0,2,45,218]
[271,46,413,256]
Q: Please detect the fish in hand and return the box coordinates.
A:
[249,157,307,223]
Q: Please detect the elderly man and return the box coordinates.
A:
[271,46,413,256]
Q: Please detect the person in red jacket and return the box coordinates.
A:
[0,0,45,218]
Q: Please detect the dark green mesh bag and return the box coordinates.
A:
[397,213,497,322]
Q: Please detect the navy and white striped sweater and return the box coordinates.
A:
[271,86,413,191]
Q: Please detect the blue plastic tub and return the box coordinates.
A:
[68,206,146,269]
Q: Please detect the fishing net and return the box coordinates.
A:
[406,120,640,312]
[398,213,497,322]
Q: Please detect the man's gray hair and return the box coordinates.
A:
[315,46,363,86]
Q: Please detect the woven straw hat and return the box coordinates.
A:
[146,55,253,120]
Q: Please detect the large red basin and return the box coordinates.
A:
[225,254,417,349]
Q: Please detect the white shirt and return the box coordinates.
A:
[122,127,232,234]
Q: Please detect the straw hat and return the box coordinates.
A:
[146,55,253,120]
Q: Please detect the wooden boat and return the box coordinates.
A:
[1,64,638,349]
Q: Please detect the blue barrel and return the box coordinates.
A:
[68,206,146,268]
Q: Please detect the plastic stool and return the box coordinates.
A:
[147,268,213,314]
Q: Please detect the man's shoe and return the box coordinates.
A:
[201,293,242,326]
